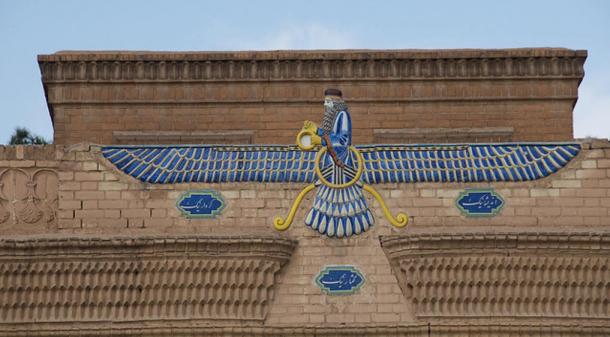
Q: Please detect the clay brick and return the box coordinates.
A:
[57,171,74,181]
[371,313,400,323]
[59,200,81,210]
[35,160,58,167]
[122,209,150,218]
[127,218,145,228]
[575,188,607,198]
[222,191,240,199]
[145,199,168,208]
[598,159,610,168]
[9,160,35,167]
[105,191,121,199]
[420,189,436,197]
[151,209,167,218]
[551,180,582,189]
[74,172,103,181]
[98,181,128,190]
[58,191,74,200]
[576,169,606,179]
[531,207,561,216]
[58,218,81,229]
[74,210,105,218]
[81,161,99,171]
[57,210,75,219]
[98,200,128,209]
[99,218,129,228]
[240,190,256,199]
[81,181,98,190]
[436,189,460,198]
[239,199,265,208]
[59,182,80,191]
[102,172,119,181]
[531,189,560,197]
[104,210,121,218]
[581,160,597,169]
[82,200,98,209]
[144,218,169,227]
[74,191,105,200]
[412,198,443,207]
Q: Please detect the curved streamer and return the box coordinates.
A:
[363,184,408,228]
[273,183,316,231]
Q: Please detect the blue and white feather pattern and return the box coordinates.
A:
[304,183,374,238]
[304,151,374,238]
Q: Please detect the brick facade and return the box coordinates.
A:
[1,48,607,336]
[39,48,586,145]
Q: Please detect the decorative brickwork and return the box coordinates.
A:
[0,235,296,325]
[0,146,59,231]
[38,49,586,144]
[0,168,57,227]
[381,232,610,320]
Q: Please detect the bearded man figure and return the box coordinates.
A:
[300,89,374,238]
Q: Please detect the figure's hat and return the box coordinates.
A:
[324,88,342,97]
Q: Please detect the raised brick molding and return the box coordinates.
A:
[112,130,254,144]
[0,235,296,325]
[39,49,586,82]
[380,232,610,320]
[1,323,608,336]
[374,127,515,143]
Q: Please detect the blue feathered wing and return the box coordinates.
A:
[102,143,581,184]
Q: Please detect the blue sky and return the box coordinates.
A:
[1,0,609,143]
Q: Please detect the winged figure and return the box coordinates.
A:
[102,89,580,238]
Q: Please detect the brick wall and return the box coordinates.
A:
[39,48,586,145]
[47,140,610,236]
[2,139,609,327]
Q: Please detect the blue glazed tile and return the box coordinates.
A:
[315,265,365,295]
[177,190,225,219]
[456,189,504,217]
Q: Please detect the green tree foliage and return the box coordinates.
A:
[8,127,49,145]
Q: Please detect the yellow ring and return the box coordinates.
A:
[314,146,364,189]
[296,130,315,151]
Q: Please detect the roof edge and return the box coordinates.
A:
[38,48,588,62]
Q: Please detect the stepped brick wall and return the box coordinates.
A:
[39,48,586,145]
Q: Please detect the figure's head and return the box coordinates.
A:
[321,88,348,135]
[324,88,343,110]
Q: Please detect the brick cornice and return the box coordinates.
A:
[38,48,586,82]
[380,231,610,321]
[0,234,297,257]
[380,231,610,254]
[0,235,297,324]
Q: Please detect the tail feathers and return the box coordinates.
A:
[305,185,374,238]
